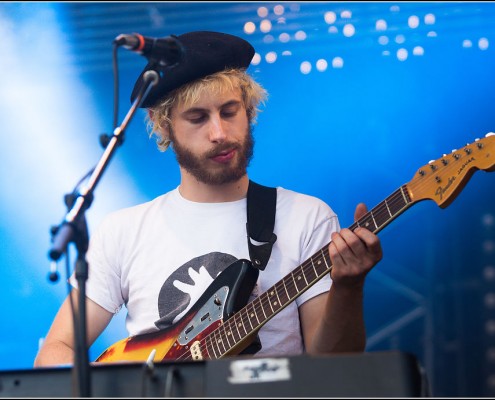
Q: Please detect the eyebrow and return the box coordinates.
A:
[180,99,242,117]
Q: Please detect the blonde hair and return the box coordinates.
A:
[146,69,267,151]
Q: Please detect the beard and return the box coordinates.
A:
[169,126,254,185]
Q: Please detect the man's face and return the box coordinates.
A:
[169,88,254,185]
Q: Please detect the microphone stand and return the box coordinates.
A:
[48,69,160,397]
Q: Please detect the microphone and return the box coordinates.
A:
[114,33,184,66]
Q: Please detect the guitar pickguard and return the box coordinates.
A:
[177,286,229,346]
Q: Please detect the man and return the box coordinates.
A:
[34,31,382,367]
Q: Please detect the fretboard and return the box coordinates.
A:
[203,184,414,359]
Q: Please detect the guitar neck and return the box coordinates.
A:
[203,184,415,359]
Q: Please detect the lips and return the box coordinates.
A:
[211,148,236,163]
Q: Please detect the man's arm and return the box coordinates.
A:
[299,203,382,354]
[34,289,113,367]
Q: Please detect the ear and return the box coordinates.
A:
[147,109,154,119]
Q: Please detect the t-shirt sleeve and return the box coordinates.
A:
[69,212,125,314]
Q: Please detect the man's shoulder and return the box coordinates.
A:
[100,189,178,224]
[276,186,330,207]
[276,186,337,220]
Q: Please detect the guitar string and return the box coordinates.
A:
[174,187,420,361]
[174,188,412,361]
[171,141,487,362]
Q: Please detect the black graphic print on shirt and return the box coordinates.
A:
[154,252,237,329]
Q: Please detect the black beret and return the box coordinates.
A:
[131,31,255,108]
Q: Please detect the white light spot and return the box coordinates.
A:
[390,5,400,12]
[328,26,338,34]
[257,7,269,18]
[463,39,473,48]
[483,214,494,227]
[290,4,300,12]
[378,35,389,45]
[427,31,437,37]
[300,61,312,74]
[263,34,275,44]
[395,34,405,44]
[332,57,344,68]
[397,48,408,61]
[279,32,290,43]
[413,46,424,56]
[484,240,494,253]
[341,10,352,19]
[479,37,489,50]
[244,22,256,34]
[251,53,261,65]
[382,50,391,56]
[343,24,355,37]
[484,266,495,281]
[376,19,387,31]
[260,19,272,33]
[424,13,436,25]
[274,4,285,15]
[295,30,307,40]
[408,15,420,28]
[324,11,336,24]
[316,59,328,72]
[265,51,277,63]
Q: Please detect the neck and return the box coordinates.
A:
[178,172,249,203]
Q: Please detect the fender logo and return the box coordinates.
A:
[435,156,475,200]
[435,176,456,200]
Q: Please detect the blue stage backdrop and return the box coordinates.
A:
[0,2,494,397]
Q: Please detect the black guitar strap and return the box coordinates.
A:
[237,180,277,356]
[246,180,277,271]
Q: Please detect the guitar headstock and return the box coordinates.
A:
[407,133,495,208]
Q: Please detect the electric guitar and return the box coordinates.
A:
[96,133,495,364]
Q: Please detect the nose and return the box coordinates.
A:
[208,114,227,143]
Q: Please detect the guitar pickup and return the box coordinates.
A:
[185,325,194,334]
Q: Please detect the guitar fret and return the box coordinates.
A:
[268,288,282,312]
[215,328,227,355]
[200,338,210,360]
[232,312,245,341]
[399,185,408,205]
[388,189,408,216]
[311,256,319,276]
[321,248,331,272]
[369,210,378,230]
[279,278,291,305]
[222,324,235,350]
[373,203,389,229]
[300,266,309,285]
[305,257,319,282]
[244,302,256,330]
[293,269,306,292]
[256,295,268,320]
[264,292,275,314]
[208,334,220,359]
[384,199,392,217]
[251,299,262,325]
[290,272,298,296]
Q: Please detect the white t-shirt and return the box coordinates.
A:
[72,186,340,357]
